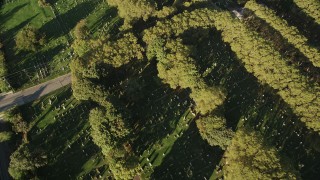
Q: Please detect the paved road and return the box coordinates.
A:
[0,73,71,112]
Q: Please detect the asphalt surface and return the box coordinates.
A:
[0,73,71,180]
[0,73,71,113]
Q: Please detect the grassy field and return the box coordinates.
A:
[19,86,111,179]
[0,0,118,91]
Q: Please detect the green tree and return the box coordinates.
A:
[245,0,320,67]
[190,86,225,115]
[106,0,156,28]
[74,19,89,40]
[38,0,50,7]
[223,128,301,179]
[8,144,47,180]
[15,26,45,52]
[209,10,320,133]
[5,107,29,142]
[0,48,9,92]
[0,131,13,142]
[89,106,141,180]
[293,0,320,24]
[154,38,226,114]
[196,114,234,149]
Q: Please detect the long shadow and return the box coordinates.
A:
[182,28,261,129]
[243,90,320,179]
[4,44,65,90]
[89,7,117,34]
[151,121,223,180]
[0,3,28,27]
[188,25,320,179]
[243,11,320,82]
[2,14,38,43]
[257,0,320,47]
[40,1,98,39]
[31,102,97,179]
[17,86,102,179]
[126,62,192,154]
[20,44,64,71]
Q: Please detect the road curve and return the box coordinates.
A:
[0,73,71,113]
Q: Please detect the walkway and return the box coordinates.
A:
[0,73,71,112]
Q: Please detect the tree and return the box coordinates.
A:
[89,106,141,180]
[74,19,89,40]
[156,39,200,89]
[0,131,13,142]
[106,0,156,28]
[245,0,320,67]
[223,128,301,179]
[9,144,47,180]
[196,114,234,150]
[0,46,9,92]
[293,0,320,25]
[154,38,226,114]
[209,10,320,133]
[15,26,45,52]
[38,0,50,7]
[5,107,29,142]
[190,86,226,115]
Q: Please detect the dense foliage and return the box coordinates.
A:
[15,26,45,52]
[8,144,47,179]
[0,41,9,92]
[209,10,320,134]
[223,128,301,179]
[4,107,29,142]
[293,0,320,24]
[5,0,319,179]
[196,113,234,150]
[89,107,140,179]
[245,0,320,67]
[153,38,226,114]
[0,131,12,142]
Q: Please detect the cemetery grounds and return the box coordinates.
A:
[0,0,119,91]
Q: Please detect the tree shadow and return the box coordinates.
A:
[0,3,28,28]
[151,121,223,180]
[40,1,99,39]
[124,62,192,154]
[181,28,261,129]
[2,13,39,43]
[258,0,320,47]
[88,7,118,34]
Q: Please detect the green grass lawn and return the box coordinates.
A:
[19,86,111,179]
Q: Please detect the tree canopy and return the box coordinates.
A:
[196,113,234,150]
[223,128,301,180]
[15,26,45,52]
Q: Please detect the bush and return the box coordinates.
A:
[0,131,13,142]
[0,41,9,93]
[74,19,89,39]
[8,144,47,179]
[38,0,50,7]
[15,26,45,52]
[4,107,29,142]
